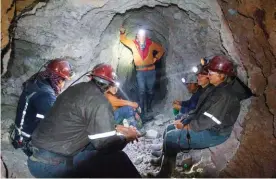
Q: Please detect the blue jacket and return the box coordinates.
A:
[180,87,204,114]
[15,78,56,136]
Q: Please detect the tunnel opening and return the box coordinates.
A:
[4,0,276,178]
[97,5,227,113]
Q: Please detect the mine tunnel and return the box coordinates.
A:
[1,0,276,178]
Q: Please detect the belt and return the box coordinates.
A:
[30,147,73,167]
[136,64,154,70]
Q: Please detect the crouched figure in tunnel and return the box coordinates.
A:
[148,56,242,178]
[10,59,74,157]
[27,63,141,178]
[104,85,146,135]
[119,26,165,122]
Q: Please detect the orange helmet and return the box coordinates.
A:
[89,63,117,85]
[46,59,74,80]
[207,56,235,76]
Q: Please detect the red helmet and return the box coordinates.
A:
[89,63,117,85]
[207,56,235,76]
[46,59,74,80]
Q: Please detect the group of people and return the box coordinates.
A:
[9,27,251,178]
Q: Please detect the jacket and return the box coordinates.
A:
[14,78,56,136]
[31,81,127,156]
[120,33,165,71]
[180,86,205,114]
[188,82,240,135]
[104,92,132,111]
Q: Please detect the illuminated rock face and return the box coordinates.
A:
[1,0,276,178]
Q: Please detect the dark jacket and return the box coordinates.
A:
[188,82,240,135]
[31,81,127,156]
[180,86,209,114]
[15,78,56,136]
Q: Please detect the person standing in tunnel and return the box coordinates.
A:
[147,56,241,178]
[10,59,74,157]
[119,26,165,122]
[27,63,141,178]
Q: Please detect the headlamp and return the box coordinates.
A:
[138,29,146,36]
[192,66,198,73]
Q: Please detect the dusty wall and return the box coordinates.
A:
[1,0,276,177]
[218,0,276,177]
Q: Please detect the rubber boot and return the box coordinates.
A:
[150,154,163,166]
[139,94,153,123]
[147,94,154,113]
[147,155,176,178]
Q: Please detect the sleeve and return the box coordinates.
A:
[33,92,56,118]
[120,33,134,49]
[180,92,201,114]
[152,42,165,62]
[106,94,132,108]
[189,93,227,132]
[86,102,127,153]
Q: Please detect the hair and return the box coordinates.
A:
[92,78,110,93]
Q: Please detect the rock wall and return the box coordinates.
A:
[1,0,46,75]
[218,0,276,177]
[1,0,275,177]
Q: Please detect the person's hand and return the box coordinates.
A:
[173,104,181,110]
[120,26,126,34]
[174,120,184,129]
[173,100,181,105]
[116,125,139,143]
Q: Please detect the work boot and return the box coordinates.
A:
[151,144,162,151]
[150,155,163,166]
[147,155,176,178]
[147,94,154,113]
[151,150,162,158]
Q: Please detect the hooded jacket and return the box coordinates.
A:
[15,78,56,136]
[31,81,127,156]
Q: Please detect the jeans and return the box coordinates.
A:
[114,106,135,123]
[136,70,156,96]
[27,145,97,178]
[114,106,142,129]
[28,145,141,178]
[163,124,230,157]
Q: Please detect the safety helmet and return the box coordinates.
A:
[46,59,74,80]
[207,56,235,76]
[88,63,117,86]
[197,65,209,75]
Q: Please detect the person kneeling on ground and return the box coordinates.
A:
[104,82,146,136]
[27,63,141,178]
[148,56,241,178]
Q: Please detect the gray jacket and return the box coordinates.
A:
[31,81,127,156]
[188,82,240,134]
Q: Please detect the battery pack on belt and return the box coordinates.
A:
[136,64,154,70]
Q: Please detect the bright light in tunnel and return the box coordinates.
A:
[138,29,146,36]
[181,78,186,83]
[192,66,198,73]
